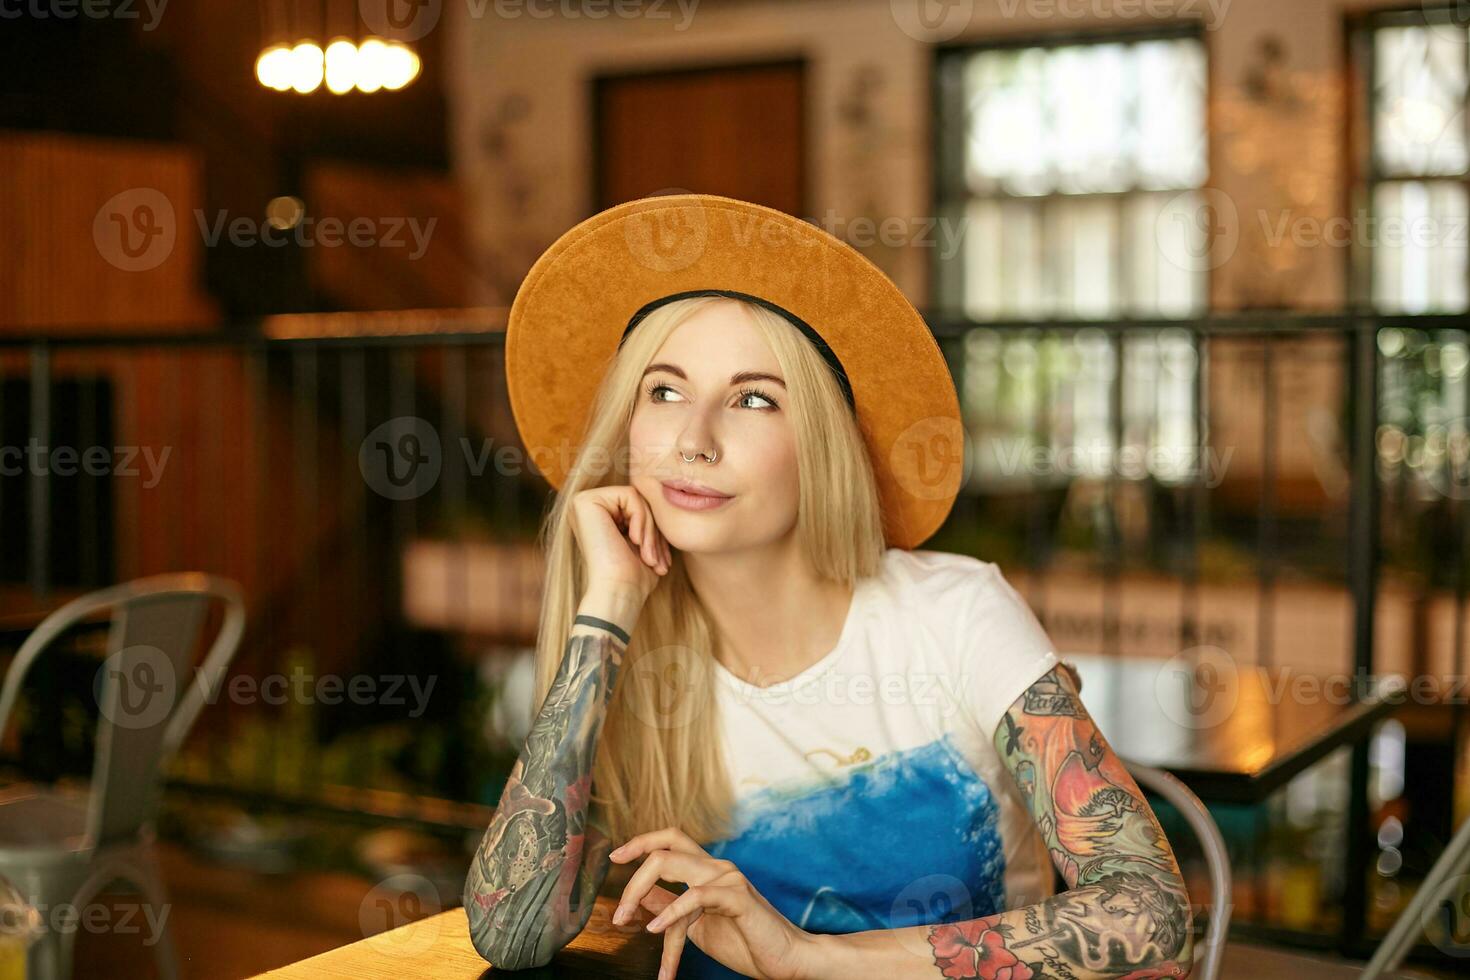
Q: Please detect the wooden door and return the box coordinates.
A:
[593,59,806,215]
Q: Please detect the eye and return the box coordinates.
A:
[736,387,779,411]
[645,382,683,403]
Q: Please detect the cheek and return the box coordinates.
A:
[626,412,667,475]
[743,430,800,500]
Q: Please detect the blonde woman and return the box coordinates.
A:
[462,195,1194,980]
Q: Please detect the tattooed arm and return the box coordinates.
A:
[462,588,640,969]
[808,665,1194,979]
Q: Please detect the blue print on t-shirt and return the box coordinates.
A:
[678,733,1005,978]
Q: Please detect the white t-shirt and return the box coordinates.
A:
[684,548,1059,974]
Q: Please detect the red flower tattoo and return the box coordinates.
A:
[928,921,1036,980]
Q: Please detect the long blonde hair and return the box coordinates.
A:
[528,295,887,845]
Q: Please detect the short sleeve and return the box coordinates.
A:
[959,562,1060,744]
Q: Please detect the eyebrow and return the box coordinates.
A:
[642,363,787,389]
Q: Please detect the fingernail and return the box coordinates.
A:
[646,914,664,931]
[613,904,627,924]
[658,967,668,980]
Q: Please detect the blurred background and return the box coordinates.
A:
[1,0,1469,976]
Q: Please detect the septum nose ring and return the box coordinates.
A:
[681,450,718,463]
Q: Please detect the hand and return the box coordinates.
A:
[609,827,820,980]
[570,485,672,602]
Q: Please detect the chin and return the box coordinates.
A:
[654,512,731,551]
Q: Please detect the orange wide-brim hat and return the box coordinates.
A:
[504,192,963,550]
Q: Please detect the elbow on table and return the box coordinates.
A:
[463,900,555,970]
[463,883,590,970]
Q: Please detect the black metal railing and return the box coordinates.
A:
[0,311,1465,961]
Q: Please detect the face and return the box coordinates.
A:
[627,301,800,554]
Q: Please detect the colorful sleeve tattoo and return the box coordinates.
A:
[925,665,1195,979]
[461,626,624,969]
[818,664,1194,979]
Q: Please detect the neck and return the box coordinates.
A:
[685,540,854,689]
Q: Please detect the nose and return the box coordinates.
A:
[674,408,720,464]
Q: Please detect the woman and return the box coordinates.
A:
[463,194,1194,980]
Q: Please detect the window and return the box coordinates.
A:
[934,32,1208,320]
[1353,9,1470,512]
[934,32,1207,490]
[1355,10,1470,313]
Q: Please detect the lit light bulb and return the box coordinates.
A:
[255,44,293,91]
[382,42,421,91]
[290,41,325,94]
[325,38,358,95]
[356,37,388,93]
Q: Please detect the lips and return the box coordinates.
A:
[661,478,731,499]
[660,478,735,512]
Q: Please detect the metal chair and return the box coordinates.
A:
[1127,760,1462,980]
[0,573,246,980]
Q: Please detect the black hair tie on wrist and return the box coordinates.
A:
[574,614,631,646]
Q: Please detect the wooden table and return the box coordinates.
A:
[1068,653,1405,803]
[254,895,665,978]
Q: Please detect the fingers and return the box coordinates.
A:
[646,883,742,932]
[623,490,670,576]
[656,909,696,980]
[642,506,659,569]
[639,496,666,574]
[629,501,644,550]
[613,849,724,925]
[611,826,708,862]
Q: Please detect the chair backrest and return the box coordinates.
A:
[0,572,246,848]
[1124,760,1231,980]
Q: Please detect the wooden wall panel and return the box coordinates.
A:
[0,132,219,332]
